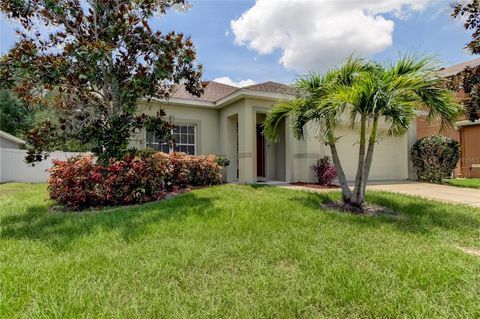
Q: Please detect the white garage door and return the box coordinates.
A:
[330,128,408,181]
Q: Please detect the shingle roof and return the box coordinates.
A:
[243,81,296,95]
[169,80,294,103]
[171,81,239,102]
[438,58,480,77]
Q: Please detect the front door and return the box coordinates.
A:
[256,124,265,177]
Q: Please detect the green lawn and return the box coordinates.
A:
[1,183,480,318]
[445,178,480,189]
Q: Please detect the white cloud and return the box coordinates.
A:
[230,0,434,72]
[171,2,192,13]
[213,77,257,87]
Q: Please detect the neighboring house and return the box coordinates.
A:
[416,58,480,178]
[131,81,416,183]
[0,130,25,149]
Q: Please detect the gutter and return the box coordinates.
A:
[0,130,25,145]
[454,119,480,128]
[143,88,294,110]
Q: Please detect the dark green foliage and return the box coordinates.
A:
[445,66,480,122]
[411,136,461,183]
[448,1,480,122]
[0,0,204,164]
[461,66,480,121]
[216,155,230,167]
[0,89,33,137]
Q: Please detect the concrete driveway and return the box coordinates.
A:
[365,181,480,207]
[275,181,480,207]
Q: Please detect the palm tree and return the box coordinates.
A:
[263,55,462,211]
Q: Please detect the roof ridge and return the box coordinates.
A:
[245,80,288,86]
[207,80,243,90]
[439,58,480,77]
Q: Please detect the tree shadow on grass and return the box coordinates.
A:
[0,192,220,251]
[290,190,480,236]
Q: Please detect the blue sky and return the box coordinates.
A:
[0,0,475,86]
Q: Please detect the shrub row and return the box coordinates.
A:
[48,151,223,210]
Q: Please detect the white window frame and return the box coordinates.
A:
[145,131,170,153]
[146,124,196,155]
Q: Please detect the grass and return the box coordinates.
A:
[445,178,480,189]
[1,183,480,318]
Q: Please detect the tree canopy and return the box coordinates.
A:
[450,0,480,122]
[445,66,480,122]
[0,0,204,164]
[264,55,461,210]
[452,0,480,55]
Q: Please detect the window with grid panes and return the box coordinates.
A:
[146,124,196,155]
[172,124,196,155]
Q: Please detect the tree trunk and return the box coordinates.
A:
[351,116,366,207]
[328,142,352,203]
[360,118,379,198]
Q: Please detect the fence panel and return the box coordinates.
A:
[0,149,85,183]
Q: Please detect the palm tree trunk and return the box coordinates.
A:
[351,116,366,206]
[328,142,352,202]
[360,117,379,198]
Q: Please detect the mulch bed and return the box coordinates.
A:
[290,182,340,189]
[321,200,399,217]
[290,183,398,217]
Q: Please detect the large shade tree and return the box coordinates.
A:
[0,89,34,137]
[450,0,480,122]
[264,55,462,211]
[0,0,204,164]
[452,0,480,55]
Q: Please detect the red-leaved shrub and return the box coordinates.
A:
[48,151,223,210]
[48,155,98,210]
[180,153,223,186]
[312,157,337,186]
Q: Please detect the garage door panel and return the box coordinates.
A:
[326,128,405,181]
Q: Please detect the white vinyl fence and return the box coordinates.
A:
[0,148,86,183]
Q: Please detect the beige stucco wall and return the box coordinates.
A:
[131,101,220,155]
[292,118,413,183]
[219,99,244,182]
[131,97,413,184]
[216,97,289,183]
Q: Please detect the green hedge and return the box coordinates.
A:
[411,135,461,183]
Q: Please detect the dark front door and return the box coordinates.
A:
[256,124,265,177]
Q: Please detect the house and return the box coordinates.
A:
[0,130,25,149]
[416,58,480,178]
[130,81,416,183]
